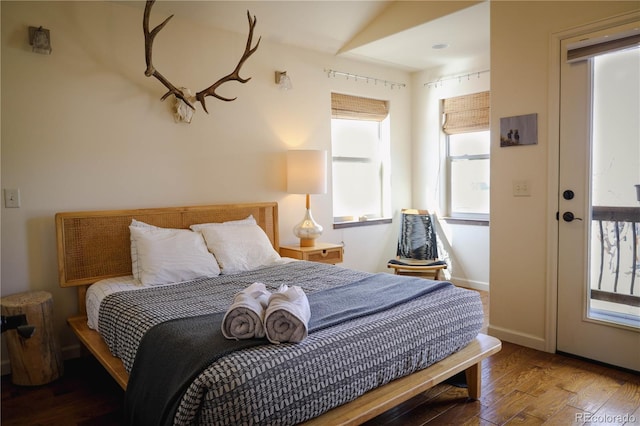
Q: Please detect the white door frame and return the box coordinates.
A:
[546,10,640,354]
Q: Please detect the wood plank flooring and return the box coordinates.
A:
[2,290,638,425]
[1,354,124,425]
[366,341,639,425]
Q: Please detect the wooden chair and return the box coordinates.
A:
[387,209,448,280]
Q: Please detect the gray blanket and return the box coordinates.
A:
[124,273,451,426]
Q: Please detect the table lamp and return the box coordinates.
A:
[287,150,327,247]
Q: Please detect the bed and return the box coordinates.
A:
[55,201,501,425]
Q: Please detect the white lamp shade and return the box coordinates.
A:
[287,150,327,194]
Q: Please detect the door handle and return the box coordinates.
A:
[562,212,583,222]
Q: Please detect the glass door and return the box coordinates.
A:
[557,22,640,371]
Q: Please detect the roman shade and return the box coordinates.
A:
[567,33,640,63]
[442,91,490,134]
[331,93,389,122]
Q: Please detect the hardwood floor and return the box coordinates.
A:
[2,290,638,425]
[367,341,640,425]
[1,355,124,426]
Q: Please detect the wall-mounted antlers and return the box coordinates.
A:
[143,0,261,116]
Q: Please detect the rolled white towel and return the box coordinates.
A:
[264,284,311,344]
[221,282,271,340]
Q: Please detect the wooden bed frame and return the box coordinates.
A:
[55,201,501,425]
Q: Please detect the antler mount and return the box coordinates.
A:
[143,0,261,120]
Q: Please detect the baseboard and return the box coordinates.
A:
[488,324,548,352]
[1,344,82,376]
[61,343,83,361]
[450,277,489,292]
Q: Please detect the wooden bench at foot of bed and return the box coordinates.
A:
[68,315,500,425]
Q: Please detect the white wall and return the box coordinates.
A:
[0,1,412,365]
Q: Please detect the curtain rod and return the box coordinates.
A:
[324,69,406,90]
[424,69,490,88]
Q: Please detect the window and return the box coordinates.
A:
[443,91,490,220]
[331,93,391,225]
[447,131,490,218]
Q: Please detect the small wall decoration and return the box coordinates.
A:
[500,113,538,147]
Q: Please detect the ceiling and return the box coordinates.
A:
[345,2,490,72]
[129,1,489,73]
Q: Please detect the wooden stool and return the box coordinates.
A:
[1,291,63,385]
[388,263,447,280]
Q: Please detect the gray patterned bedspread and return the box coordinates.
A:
[98,261,484,425]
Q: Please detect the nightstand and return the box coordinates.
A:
[0,291,63,385]
[279,242,343,264]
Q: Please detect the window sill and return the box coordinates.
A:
[333,217,392,229]
[442,217,490,226]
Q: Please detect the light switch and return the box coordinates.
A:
[4,189,21,208]
[513,180,531,197]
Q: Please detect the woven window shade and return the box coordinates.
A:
[443,91,490,134]
[331,93,389,121]
[567,34,639,63]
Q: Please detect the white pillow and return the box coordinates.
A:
[130,219,161,281]
[129,225,220,285]
[197,223,281,274]
[189,214,256,232]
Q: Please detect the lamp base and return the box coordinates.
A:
[293,208,323,247]
[299,238,316,247]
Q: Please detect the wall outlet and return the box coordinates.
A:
[4,189,21,208]
[513,180,531,197]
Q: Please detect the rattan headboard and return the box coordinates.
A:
[55,202,279,288]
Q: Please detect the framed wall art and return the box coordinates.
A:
[500,113,538,147]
